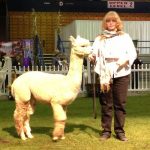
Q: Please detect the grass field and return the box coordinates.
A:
[0,94,150,150]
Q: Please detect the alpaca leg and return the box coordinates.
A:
[53,120,66,141]
[51,103,67,121]
[59,106,67,140]
[24,101,35,139]
[51,103,67,141]
[14,109,27,140]
[24,119,34,139]
[28,98,36,115]
[14,102,30,140]
[20,129,27,140]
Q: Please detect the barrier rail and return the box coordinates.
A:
[0,64,150,97]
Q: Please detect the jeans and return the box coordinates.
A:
[99,75,130,134]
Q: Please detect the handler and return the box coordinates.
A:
[88,11,137,141]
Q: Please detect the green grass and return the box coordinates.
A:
[1,94,150,150]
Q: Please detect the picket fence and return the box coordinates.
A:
[0,62,150,97]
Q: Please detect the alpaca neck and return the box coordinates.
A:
[67,49,84,84]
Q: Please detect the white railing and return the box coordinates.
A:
[0,63,150,97]
[86,61,150,93]
[0,65,88,96]
[129,64,150,91]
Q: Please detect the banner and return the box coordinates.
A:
[107,1,134,9]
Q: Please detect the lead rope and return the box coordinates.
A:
[91,62,97,119]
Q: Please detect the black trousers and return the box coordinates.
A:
[99,75,130,134]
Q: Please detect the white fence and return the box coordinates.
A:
[0,64,88,96]
[0,62,150,97]
[129,64,150,91]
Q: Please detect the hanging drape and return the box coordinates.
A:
[60,20,150,54]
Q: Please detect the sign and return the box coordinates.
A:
[107,1,134,9]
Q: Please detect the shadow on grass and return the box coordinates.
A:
[66,123,100,135]
[3,123,100,139]
[3,126,52,139]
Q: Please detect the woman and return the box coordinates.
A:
[88,11,137,141]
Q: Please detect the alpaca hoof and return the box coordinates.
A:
[28,135,34,139]
[60,136,65,140]
[21,136,27,140]
[52,137,58,142]
[20,133,27,140]
[26,132,34,139]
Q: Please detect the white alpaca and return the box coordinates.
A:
[11,36,92,141]
[0,56,11,94]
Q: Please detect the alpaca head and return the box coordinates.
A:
[1,56,11,70]
[69,35,92,56]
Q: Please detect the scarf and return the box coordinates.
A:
[101,30,125,40]
[102,30,118,38]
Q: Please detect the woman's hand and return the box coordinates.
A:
[116,59,129,67]
[88,53,96,62]
[116,59,129,72]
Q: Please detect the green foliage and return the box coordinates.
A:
[0,94,150,150]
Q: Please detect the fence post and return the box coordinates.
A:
[7,57,12,88]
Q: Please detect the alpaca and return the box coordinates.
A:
[0,56,11,94]
[11,35,92,141]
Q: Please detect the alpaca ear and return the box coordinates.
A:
[69,36,77,46]
[69,36,75,42]
[76,35,81,40]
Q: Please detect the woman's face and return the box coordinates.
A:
[105,18,117,31]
